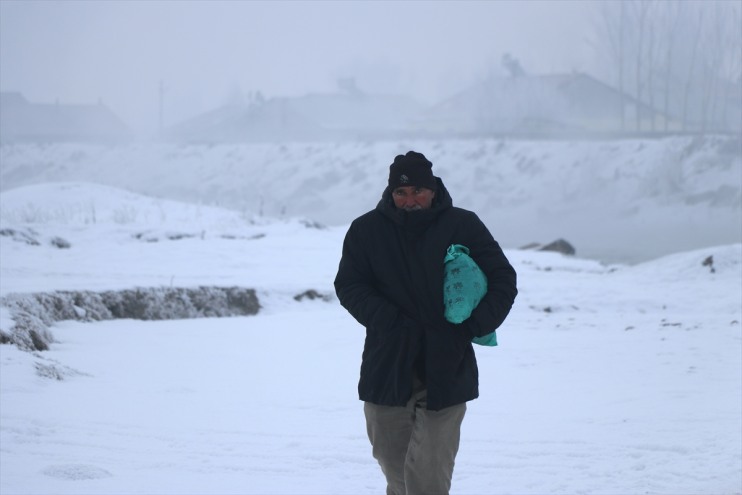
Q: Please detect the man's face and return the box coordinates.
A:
[392,186,436,211]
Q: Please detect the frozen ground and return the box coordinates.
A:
[0,183,741,494]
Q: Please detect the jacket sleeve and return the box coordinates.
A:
[334,220,405,332]
[458,213,518,338]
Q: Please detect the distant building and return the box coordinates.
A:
[0,92,131,144]
[164,71,717,143]
[290,79,423,138]
[164,97,324,143]
[164,81,424,143]
[414,72,679,137]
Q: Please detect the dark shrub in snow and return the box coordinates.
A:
[0,227,41,246]
[0,286,260,352]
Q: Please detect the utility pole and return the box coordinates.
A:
[158,80,166,135]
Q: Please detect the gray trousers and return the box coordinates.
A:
[364,383,467,495]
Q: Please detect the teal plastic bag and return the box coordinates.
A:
[443,244,497,346]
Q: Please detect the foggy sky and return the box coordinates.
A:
[0,0,597,135]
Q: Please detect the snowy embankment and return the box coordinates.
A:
[1,134,740,263]
[1,183,741,494]
[0,183,331,350]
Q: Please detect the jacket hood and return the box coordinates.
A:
[376,177,453,229]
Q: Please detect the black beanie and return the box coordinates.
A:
[388,151,437,191]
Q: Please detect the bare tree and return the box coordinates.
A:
[718,2,742,131]
[631,0,653,131]
[590,0,739,134]
[645,2,660,131]
[681,8,703,131]
[619,1,626,131]
[696,2,722,131]
[706,1,742,132]
[659,1,684,131]
[593,1,627,131]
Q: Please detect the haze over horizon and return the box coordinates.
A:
[1,0,599,135]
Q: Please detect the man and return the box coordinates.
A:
[334,151,518,495]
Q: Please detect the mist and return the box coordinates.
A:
[0,4,741,490]
[1,0,740,264]
[1,0,598,135]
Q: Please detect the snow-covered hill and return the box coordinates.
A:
[0,182,332,297]
[1,135,739,263]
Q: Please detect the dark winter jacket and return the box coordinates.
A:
[334,178,517,411]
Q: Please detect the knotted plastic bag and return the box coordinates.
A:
[443,244,497,346]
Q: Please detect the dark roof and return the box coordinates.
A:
[416,72,670,134]
[0,92,131,143]
[165,92,424,143]
[165,98,326,143]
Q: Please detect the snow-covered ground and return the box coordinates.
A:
[1,183,740,494]
[1,135,740,264]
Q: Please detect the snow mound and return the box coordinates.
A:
[628,243,742,281]
[0,181,255,229]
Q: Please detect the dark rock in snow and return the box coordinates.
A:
[294,289,333,302]
[539,239,576,256]
[518,242,542,250]
[50,236,71,249]
[702,255,715,273]
[519,239,576,255]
